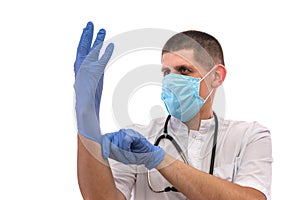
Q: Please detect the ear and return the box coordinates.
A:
[211,64,226,88]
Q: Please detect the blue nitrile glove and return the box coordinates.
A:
[74,21,114,142]
[102,129,166,169]
[74,21,108,121]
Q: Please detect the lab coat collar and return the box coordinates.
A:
[169,115,215,135]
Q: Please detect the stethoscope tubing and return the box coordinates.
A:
[157,112,218,175]
[147,112,218,193]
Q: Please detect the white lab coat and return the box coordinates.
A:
[109,116,272,200]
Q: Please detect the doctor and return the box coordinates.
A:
[74,21,272,200]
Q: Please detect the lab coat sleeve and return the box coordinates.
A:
[234,122,273,200]
[108,118,164,200]
[109,158,137,200]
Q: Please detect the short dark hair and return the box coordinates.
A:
[162,30,225,69]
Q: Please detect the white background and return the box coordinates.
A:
[0,0,299,199]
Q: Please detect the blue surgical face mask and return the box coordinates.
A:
[161,67,215,122]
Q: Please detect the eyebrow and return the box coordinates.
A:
[174,64,193,69]
[161,63,193,69]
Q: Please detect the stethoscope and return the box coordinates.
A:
[147,111,219,193]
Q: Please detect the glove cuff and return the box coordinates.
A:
[145,146,166,169]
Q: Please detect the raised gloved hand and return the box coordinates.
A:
[74,21,114,142]
[74,21,109,121]
[102,129,166,169]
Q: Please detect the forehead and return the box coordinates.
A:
[162,49,194,64]
[161,49,201,70]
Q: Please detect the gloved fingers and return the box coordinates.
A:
[117,129,145,152]
[110,145,131,165]
[108,130,130,151]
[84,42,103,63]
[83,29,106,71]
[120,131,135,151]
[74,22,94,76]
[112,142,138,165]
[76,21,94,60]
[92,29,106,49]
[102,130,137,164]
[131,137,152,153]
[91,29,108,119]
[98,43,114,67]
[124,129,152,153]
[102,131,126,158]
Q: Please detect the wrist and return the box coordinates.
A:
[155,154,176,170]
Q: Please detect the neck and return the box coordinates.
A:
[184,114,201,131]
[184,107,213,131]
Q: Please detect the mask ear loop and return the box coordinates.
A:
[200,65,217,103]
[200,65,217,81]
[203,88,214,103]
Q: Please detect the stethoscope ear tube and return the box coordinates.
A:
[163,115,171,134]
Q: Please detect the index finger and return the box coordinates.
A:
[76,21,94,58]
[91,28,106,49]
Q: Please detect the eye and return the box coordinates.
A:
[178,66,191,74]
[162,68,170,76]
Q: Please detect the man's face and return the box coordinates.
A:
[161,49,212,98]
